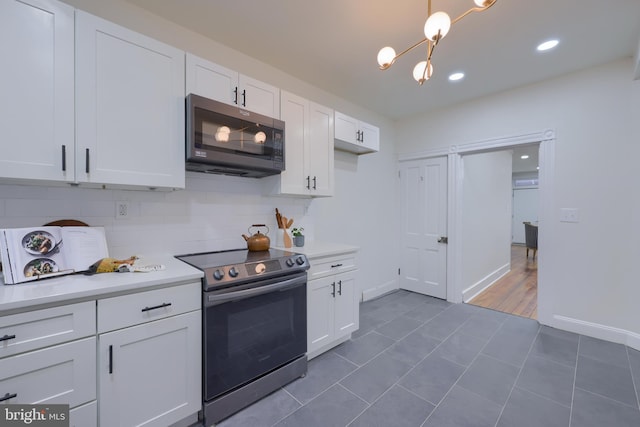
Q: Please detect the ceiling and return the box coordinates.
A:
[125,0,640,120]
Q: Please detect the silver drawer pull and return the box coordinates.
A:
[0,334,16,342]
[141,302,172,313]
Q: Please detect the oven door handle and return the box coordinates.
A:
[205,274,306,307]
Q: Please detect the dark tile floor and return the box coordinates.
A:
[216,290,640,427]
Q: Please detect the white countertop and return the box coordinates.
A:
[274,241,359,258]
[0,255,203,315]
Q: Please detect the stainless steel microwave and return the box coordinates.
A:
[186,94,285,178]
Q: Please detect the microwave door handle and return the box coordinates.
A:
[205,275,306,307]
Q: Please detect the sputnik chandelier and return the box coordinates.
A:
[377,0,497,84]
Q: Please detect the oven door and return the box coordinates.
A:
[203,272,307,401]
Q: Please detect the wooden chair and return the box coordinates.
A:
[523,221,538,259]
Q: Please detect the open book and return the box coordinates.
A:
[0,226,109,284]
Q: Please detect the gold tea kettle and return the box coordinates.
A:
[242,224,270,251]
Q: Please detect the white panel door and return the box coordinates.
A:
[400,157,447,299]
[333,272,358,338]
[98,311,201,427]
[239,74,280,118]
[186,53,237,103]
[307,102,334,196]
[279,91,308,195]
[0,0,74,182]
[76,11,185,189]
[512,188,539,243]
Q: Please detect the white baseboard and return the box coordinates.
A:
[462,263,510,303]
[549,315,640,352]
[361,279,398,302]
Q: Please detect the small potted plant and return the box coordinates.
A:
[291,227,305,247]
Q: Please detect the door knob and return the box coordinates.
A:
[438,236,448,244]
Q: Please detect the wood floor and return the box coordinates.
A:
[468,244,538,319]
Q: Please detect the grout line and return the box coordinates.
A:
[573,385,640,410]
[491,322,541,427]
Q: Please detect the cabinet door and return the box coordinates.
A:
[239,74,280,119]
[186,53,237,104]
[0,0,74,182]
[308,102,334,196]
[359,121,380,153]
[334,272,359,339]
[0,338,96,408]
[98,311,201,427]
[76,11,185,189]
[307,278,335,355]
[334,112,358,145]
[279,91,309,195]
[69,401,97,427]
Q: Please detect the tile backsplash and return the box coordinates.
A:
[0,172,312,258]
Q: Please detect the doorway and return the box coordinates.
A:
[397,129,554,325]
[462,143,540,319]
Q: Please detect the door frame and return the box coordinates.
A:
[398,129,556,325]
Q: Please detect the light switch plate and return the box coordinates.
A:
[560,208,579,223]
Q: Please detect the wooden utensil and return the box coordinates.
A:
[275,208,284,228]
[286,218,294,229]
[283,229,292,248]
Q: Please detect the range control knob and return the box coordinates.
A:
[228,267,239,278]
[213,269,225,280]
[296,256,306,266]
[285,258,295,267]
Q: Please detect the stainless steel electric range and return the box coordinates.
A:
[176,248,309,426]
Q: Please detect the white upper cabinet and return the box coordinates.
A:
[186,53,280,119]
[265,91,333,197]
[76,11,185,189]
[0,0,75,182]
[334,111,380,154]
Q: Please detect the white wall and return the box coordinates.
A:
[396,58,640,347]
[0,0,400,300]
[461,151,512,301]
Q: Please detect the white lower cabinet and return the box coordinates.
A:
[97,283,201,427]
[0,301,97,420]
[69,400,97,427]
[0,337,96,407]
[306,251,359,359]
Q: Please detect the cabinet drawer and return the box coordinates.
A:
[70,400,97,427]
[0,337,96,408]
[0,301,95,358]
[97,282,200,333]
[308,253,356,280]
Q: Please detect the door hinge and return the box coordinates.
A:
[437,236,448,244]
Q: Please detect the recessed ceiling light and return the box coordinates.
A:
[537,39,559,51]
[521,155,529,159]
[448,72,465,81]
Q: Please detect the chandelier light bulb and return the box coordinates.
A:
[474,0,489,7]
[413,61,433,84]
[377,46,396,68]
[424,11,451,42]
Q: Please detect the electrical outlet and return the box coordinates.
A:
[116,201,130,219]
